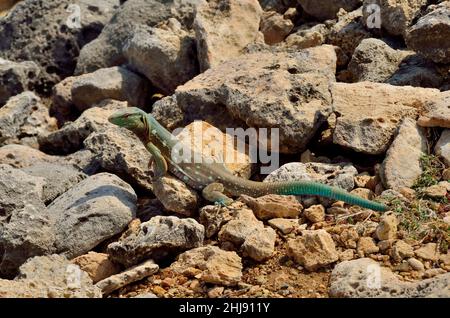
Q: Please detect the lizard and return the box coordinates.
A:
[108,107,388,212]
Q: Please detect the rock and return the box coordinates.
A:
[435,130,450,167]
[0,59,39,106]
[424,268,446,278]
[151,95,184,131]
[298,0,361,20]
[0,0,120,93]
[0,92,57,148]
[381,118,427,190]
[304,204,325,223]
[123,20,199,95]
[199,202,236,238]
[39,100,127,155]
[357,237,379,257]
[175,45,336,153]
[72,252,121,284]
[84,125,154,192]
[423,184,447,199]
[170,246,242,286]
[268,218,302,234]
[348,38,412,83]
[354,174,378,191]
[391,240,414,262]
[329,258,450,297]
[240,194,302,220]
[259,0,297,14]
[152,176,199,216]
[207,286,224,298]
[331,82,438,155]
[50,76,78,125]
[339,249,355,261]
[265,162,358,192]
[22,163,86,204]
[75,0,172,75]
[95,259,159,295]
[362,0,427,36]
[339,227,359,249]
[107,216,205,267]
[193,0,263,71]
[406,2,450,64]
[284,23,327,49]
[71,67,148,112]
[260,11,294,45]
[442,169,450,181]
[218,207,276,261]
[407,258,424,272]
[48,173,136,259]
[350,188,374,201]
[415,243,439,262]
[376,213,398,241]
[418,91,450,129]
[287,229,339,271]
[0,255,101,298]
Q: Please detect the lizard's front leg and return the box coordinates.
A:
[146,142,168,180]
[202,183,233,206]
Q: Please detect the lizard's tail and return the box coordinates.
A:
[269,181,388,212]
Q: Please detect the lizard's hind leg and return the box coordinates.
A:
[202,183,233,206]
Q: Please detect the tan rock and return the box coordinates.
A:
[423,184,447,199]
[376,213,398,240]
[415,243,440,261]
[357,237,379,257]
[418,92,450,128]
[153,176,199,216]
[340,227,359,249]
[242,229,276,261]
[287,229,339,271]
[284,24,326,49]
[350,188,374,200]
[260,11,293,45]
[268,218,303,234]
[339,249,355,261]
[72,252,121,284]
[354,174,378,191]
[435,130,450,167]
[171,246,242,286]
[241,194,302,220]
[408,258,424,271]
[304,204,326,223]
[391,240,414,262]
[443,168,450,180]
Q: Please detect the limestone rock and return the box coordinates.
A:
[418,91,450,129]
[267,218,303,234]
[357,237,379,257]
[240,194,302,220]
[0,59,39,105]
[391,240,414,262]
[376,213,398,240]
[260,10,294,45]
[304,204,326,223]
[415,243,439,262]
[72,252,121,284]
[435,130,450,167]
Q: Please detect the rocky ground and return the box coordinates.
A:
[0,0,449,298]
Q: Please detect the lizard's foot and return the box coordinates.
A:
[203,183,233,207]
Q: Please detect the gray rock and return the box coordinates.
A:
[193,0,263,71]
[381,118,427,190]
[0,92,57,148]
[298,0,361,20]
[435,130,450,167]
[22,163,87,204]
[75,0,173,74]
[48,173,137,259]
[151,95,184,131]
[176,45,336,153]
[329,258,450,297]
[406,2,450,64]
[0,0,120,93]
[39,100,127,154]
[0,58,40,106]
[123,21,199,95]
[0,254,102,298]
[348,38,412,83]
[83,126,153,192]
[258,0,297,14]
[71,67,149,111]
[107,216,204,267]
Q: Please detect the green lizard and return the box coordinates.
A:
[108,107,388,212]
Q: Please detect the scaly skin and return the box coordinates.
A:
[108,107,388,211]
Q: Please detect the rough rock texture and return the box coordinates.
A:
[0,92,57,148]
[48,173,137,259]
[170,246,242,286]
[406,2,450,64]
[193,0,263,71]
[240,194,302,220]
[75,0,172,74]
[418,91,450,129]
[71,66,148,111]
[96,259,159,295]
[348,38,412,83]
[376,213,398,241]
[331,82,439,155]
[268,218,303,234]
[152,176,199,216]
[284,23,327,49]
[124,20,199,94]
[107,216,205,267]
[287,229,339,271]
[0,255,101,298]
[329,258,450,297]
[0,59,39,105]
[415,243,439,261]
[0,0,120,93]
[381,118,427,190]
[84,125,154,191]
[435,130,450,167]
[362,0,427,36]
[39,100,127,154]
[72,252,121,284]
[304,204,326,223]
[260,11,294,45]
[199,203,235,238]
[175,45,336,153]
[299,0,361,20]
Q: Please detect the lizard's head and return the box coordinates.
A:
[108,107,148,132]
